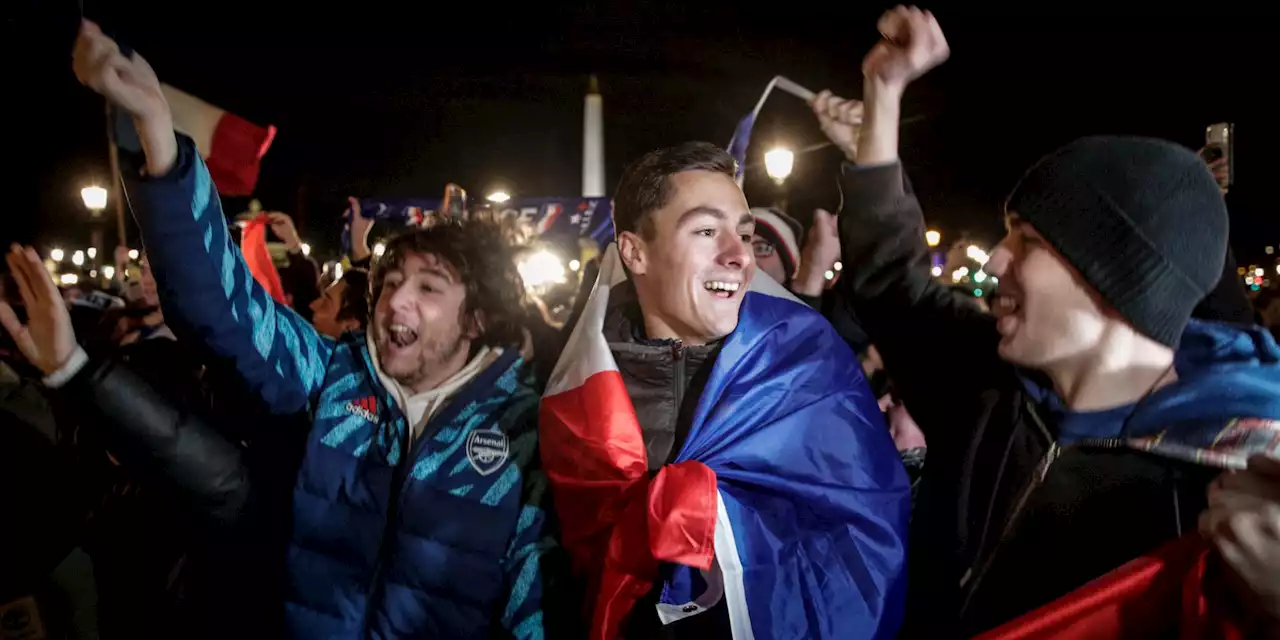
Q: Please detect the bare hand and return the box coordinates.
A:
[72,20,168,123]
[804,208,841,272]
[0,246,79,375]
[266,212,302,250]
[792,208,841,297]
[1200,455,1280,620]
[349,197,374,240]
[812,92,864,162]
[1199,147,1230,195]
[862,6,950,91]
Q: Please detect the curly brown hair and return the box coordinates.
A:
[370,216,527,348]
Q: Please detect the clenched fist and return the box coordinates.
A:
[1200,454,1280,622]
[862,6,950,91]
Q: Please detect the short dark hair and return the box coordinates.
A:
[370,217,527,348]
[612,142,737,239]
[336,268,369,329]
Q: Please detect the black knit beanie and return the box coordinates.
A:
[1006,136,1228,348]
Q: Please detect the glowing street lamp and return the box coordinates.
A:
[103,265,115,279]
[301,243,312,257]
[486,190,512,204]
[50,248,65,262]
[87,247,98,260]
[373,242,387,257]
[764,148,795,184]
[128,249,140,261]
[925,230,941,247]
[81,186,108,212]
[72,250,85,266]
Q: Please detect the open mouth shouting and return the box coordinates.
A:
[992,293,1021,336]
[704,280,743,300]
[386,322,420,349]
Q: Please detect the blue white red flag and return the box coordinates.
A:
[539,245,910,639]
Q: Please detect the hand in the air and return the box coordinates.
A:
[1199,147,1230,195]
[803,208,841,273]
[862,6,950,90]
[1200,454,1280,621]
[0,246,79,375]
[812,93,864,162]
[72,20,168,123]
[349,196,375,239]
[266,212,303,251]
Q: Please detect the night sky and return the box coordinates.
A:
[7,2,1276,266]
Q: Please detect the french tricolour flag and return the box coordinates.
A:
[159,84,276,196]
[540,245,911,639]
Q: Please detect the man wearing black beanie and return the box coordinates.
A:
[814,6,1280,637]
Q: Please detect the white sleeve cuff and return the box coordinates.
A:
[43,346,90,389]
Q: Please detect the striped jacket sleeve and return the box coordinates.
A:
[497,400,573,639]
[125,135,332,414]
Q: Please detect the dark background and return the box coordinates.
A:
[5,1,1276,267]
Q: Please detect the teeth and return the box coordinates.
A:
[389,324,412,334]
[704,281,741,293]
[994,296,1018,312]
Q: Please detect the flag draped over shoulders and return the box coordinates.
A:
[539,246,910,639]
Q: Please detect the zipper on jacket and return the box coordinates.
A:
[362,416,415,634]
[959,400,1060,615]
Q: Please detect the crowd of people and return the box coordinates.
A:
[2,7,1278,640]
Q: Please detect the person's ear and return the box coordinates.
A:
[462,310,486,341]
[618,231,648,276]
[339,317,363,333]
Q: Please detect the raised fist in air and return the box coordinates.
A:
[862,6,950,90]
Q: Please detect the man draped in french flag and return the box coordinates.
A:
[540,142,910,639]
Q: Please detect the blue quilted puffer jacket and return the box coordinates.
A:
[126,135,553,638]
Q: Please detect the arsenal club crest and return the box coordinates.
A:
[466,430,510,476]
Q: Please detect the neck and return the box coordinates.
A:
[1046,326,1178,411]
[642,314,707,346]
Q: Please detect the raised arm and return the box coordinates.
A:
[72,20,330,414]
[812,8,1005,437]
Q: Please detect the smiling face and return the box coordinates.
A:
[619,170,754,344]
[371,251,474,391]
[986,215,1111,369]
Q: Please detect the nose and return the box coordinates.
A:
[387,282,416,315]
[986,237,1014,278]
[717,233,751,271]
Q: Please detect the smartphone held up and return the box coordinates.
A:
[1203,122,1233,190]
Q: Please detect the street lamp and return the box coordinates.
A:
[87,247,97,260]
[764,148,795,184]
[925,230,941,247]
[50,248,65,262]
[128,249,139,261]
[301,243,312,257]
[81,186,108,213]
[487,190,512,204]
[72,250,85,266]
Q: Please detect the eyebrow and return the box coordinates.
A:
[676,207,755,228]
[390,263,455,284]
